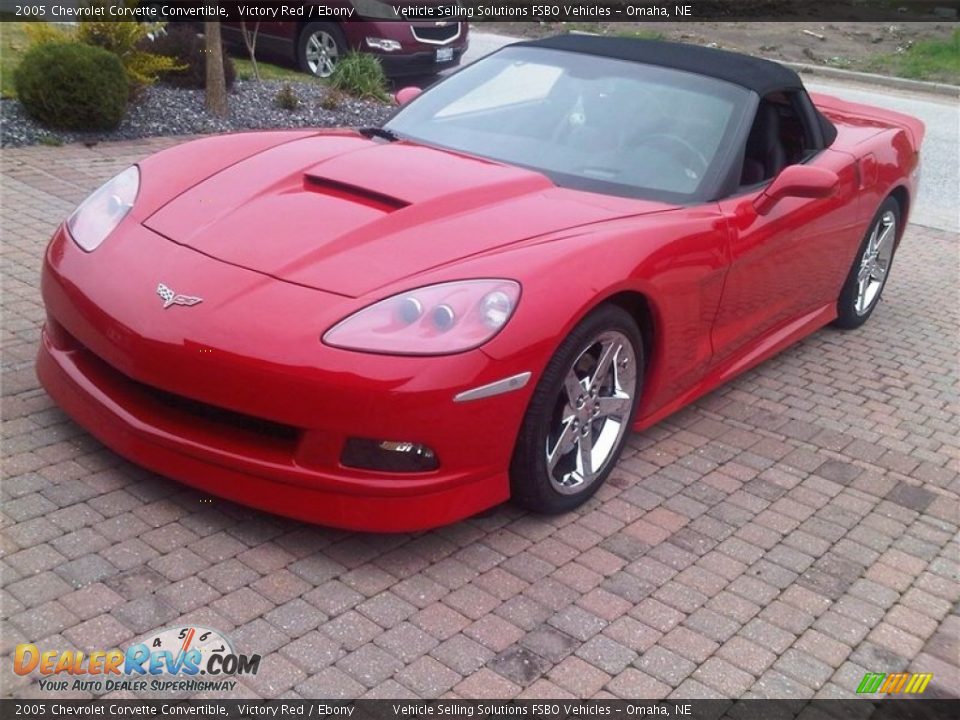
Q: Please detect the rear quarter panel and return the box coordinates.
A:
[813,93,923,227]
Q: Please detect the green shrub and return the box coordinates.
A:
[77,20,182,96]
[15,42,128,131]
[318,88,345,111]
[37,135,64,147]
[329,53,389,101]
[24,22,75,48]
[145,23,236,90]
[275,83,301,111]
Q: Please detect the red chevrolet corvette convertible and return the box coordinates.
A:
[37,36,923,532]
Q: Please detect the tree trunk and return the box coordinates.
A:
[205,21,227,117]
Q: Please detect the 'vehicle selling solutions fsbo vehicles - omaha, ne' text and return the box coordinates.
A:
[37,35,924,531]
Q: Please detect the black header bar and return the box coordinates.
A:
[1,1,957,23]
[1,699,958,720]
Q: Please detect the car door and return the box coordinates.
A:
[711,92,861,365]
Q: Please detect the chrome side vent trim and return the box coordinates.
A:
[454,372,532,403]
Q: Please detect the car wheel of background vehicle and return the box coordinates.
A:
[834,196,901,329]
[510,305,643,514]
[298,23,347,79]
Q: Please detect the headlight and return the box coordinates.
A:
[323,279,521,355]
[66,166,139,252]
[365,38,402,52]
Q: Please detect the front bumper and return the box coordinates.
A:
[376,47,466,77]
[353,19,467,77]
[37,224,531,532]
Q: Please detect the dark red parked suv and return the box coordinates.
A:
[224,1,468,79]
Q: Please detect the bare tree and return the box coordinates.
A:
[241,22,262,82]
[205,21,227,117]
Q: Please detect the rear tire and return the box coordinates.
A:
[834,196,901,329]
[297,23,347,79]
[510,305,643,514]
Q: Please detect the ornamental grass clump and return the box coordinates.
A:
[329,52,390,102]
[77,19,183,97]
[275,83,301,111]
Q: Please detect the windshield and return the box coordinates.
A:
[385,47,752,203]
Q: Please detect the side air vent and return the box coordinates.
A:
[304,175,410,213]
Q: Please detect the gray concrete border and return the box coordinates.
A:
[784,61,959,98]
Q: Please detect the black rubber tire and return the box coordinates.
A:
[296,23,347,78]
[833,196,901,330]
[510,304,644,514]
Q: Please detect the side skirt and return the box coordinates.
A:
[634,303,837,431]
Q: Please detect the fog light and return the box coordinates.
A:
[366,38,402,52]
[341,438,438,472]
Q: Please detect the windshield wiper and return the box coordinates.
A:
[359,127,399,142]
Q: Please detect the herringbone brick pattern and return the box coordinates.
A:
[2,138,957,699]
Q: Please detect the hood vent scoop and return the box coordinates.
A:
[304,175,410,213]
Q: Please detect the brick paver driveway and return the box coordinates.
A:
[2,138,957,700]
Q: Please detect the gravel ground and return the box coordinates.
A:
[0,80,395,148]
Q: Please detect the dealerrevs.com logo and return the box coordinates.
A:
[14,626,260,694]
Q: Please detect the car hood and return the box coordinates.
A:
[144,133,674,297]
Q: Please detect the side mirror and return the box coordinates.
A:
[754,165,839,215]
[394,86,422,106]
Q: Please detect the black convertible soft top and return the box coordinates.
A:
[516,34,805,96]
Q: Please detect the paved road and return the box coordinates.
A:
[458,31,959,233]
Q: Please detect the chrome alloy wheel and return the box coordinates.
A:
[545,331,637,495]
[855,210,896,315]
[305,31,339,78]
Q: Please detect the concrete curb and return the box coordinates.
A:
[783,61,960,98]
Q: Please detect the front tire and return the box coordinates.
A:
[510,305,643,514]
[297,23,347,79]
[834,196,900,329]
